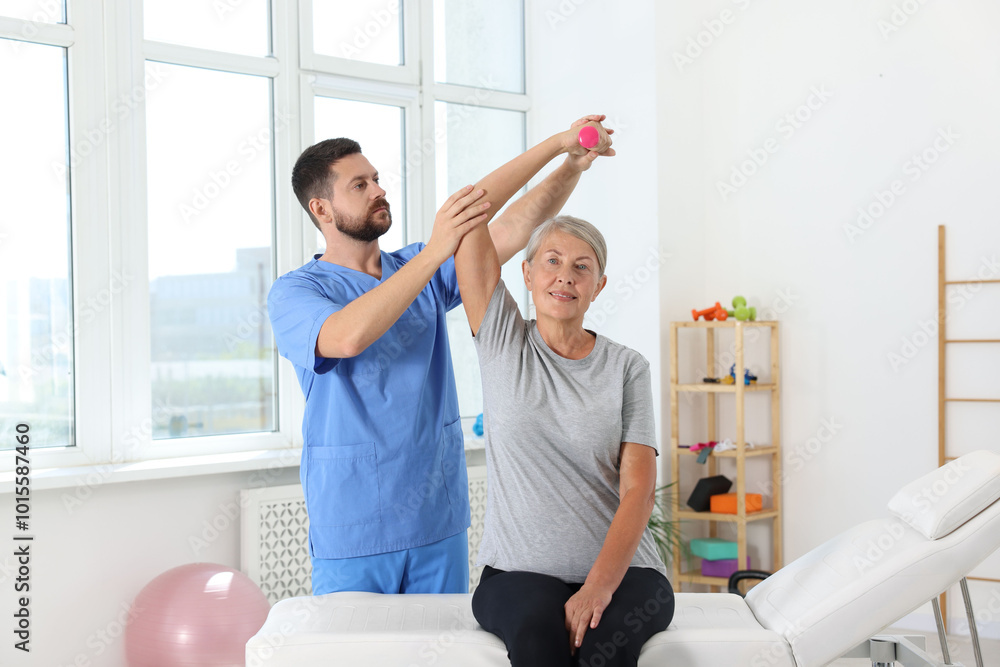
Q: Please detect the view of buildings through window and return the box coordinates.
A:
[0,1,525,455]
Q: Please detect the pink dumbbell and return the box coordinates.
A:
[578,125,600,150]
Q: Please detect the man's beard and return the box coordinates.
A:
[334,198,392,243]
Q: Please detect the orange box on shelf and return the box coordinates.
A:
[710,493,763,514]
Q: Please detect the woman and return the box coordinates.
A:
[455,141,674,666]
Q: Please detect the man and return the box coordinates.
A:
[268,116,613,596]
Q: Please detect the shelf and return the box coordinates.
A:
[676,572,729,587]
[676,383,776,393]
[669,319,782,592]
[675,509,780,523]
[674,320,778,329]
[677,446,779,458]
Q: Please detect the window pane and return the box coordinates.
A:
[435,103,525,419]
[0,1,65,23]
[144,0,269,56]
[0,40,73,449]
[313,0,402,66]
[434,0,524,93]
[146,63,276,440]
[314,97,405,252]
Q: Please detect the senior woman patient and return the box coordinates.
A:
[455,170,674,664]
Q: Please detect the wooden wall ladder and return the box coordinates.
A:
[937,224,1000,630]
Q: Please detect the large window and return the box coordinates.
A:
[0,0,526,469]
[0,37,73,449]
[303,1,527,420]
[146,64,276,440]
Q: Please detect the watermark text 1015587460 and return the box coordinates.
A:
[13,423,32,653]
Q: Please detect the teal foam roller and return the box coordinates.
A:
[690,538,738,561]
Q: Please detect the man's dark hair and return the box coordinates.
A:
[292,138,362,230]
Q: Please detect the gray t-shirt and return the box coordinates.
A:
[473,280,666,582]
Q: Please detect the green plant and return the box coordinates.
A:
[648,483,686,565]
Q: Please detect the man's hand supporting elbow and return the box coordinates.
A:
[315,186,491,358]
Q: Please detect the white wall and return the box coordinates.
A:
[528,0,664,448]
[0,467,299,667]
[656,0,1000,633]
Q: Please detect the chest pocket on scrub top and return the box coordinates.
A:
[306,442,381,527]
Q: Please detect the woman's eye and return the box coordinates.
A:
[547,258,557,264]
[576,264,588,271]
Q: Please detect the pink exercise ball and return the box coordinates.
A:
[125,563,271,667]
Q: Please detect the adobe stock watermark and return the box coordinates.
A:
[716,85,834,202]
[877,0,932,40]
[545,0,593,30]
[51,64,170,183]
[224,303,271,353]
[756,416,843,497]
[389,454,463,524]
[6,1,62,54]
[968,588,1000,631]
[246,596,326,667]
[60,401,174,515]
[576,583,674,667]
[407,609,478,666]
[673,0,760,74]
[585,245,673,328]
[332,0,400,59]
[856,457,972,574]
[750,617,808,667]
[843,126,958,243]
[886,254,999,372]
[54,601,138,667]
[214,0,257,21]
[397,77,501,179]
[179,109,295,223]
[188,447,301,555]
[17,270,134,381]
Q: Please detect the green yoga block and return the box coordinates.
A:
[690,538,738,561]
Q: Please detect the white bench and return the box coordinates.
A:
[248,451,1000,667]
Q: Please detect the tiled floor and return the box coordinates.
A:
[828,627,1000,665]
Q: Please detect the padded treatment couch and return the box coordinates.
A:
[247,450,1000,666]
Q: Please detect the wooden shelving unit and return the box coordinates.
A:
[669,320,782,591]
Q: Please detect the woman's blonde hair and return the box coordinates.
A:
[524,215,607,277]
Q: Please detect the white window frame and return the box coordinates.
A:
[300,73,423,259]
[0,0,530,481]
[119,0,295,463]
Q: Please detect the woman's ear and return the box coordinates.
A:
[522,259,532,289]
[591,274,608,302]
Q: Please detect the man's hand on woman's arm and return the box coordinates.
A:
[315,186,490,358]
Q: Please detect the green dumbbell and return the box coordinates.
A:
[727,296,757,321]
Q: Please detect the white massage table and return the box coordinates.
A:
[247,450,1000,666]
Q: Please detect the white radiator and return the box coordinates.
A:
[242,463,489,604]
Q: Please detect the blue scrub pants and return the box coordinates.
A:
[311,530,469,595]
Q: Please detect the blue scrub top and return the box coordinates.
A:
[268,243,470,559]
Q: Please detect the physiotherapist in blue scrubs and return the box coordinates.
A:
[268,116,614,595]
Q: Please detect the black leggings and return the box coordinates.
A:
[472,566,674,667]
